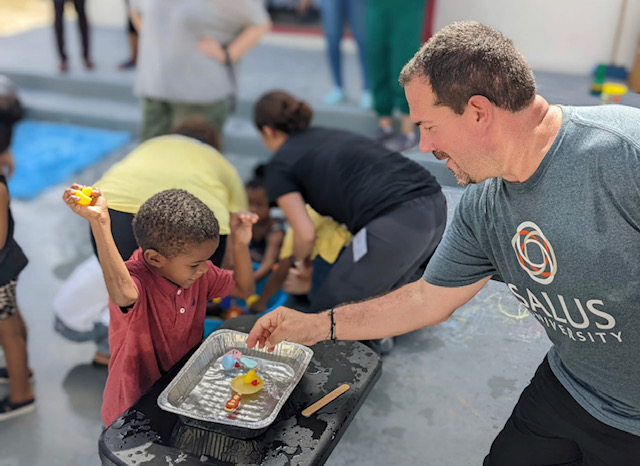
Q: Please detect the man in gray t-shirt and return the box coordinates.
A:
[246,21,640,464]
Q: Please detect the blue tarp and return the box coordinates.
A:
[8,120,131,200]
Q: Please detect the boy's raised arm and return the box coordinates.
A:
[62,185,138,307]
[228,211,257,299]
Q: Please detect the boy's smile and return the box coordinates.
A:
[151,239,220,289]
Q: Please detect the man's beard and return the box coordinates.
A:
[433,150,473,187]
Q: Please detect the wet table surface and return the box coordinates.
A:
[99,317,382,465]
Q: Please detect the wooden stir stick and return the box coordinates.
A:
[301,384,350,417]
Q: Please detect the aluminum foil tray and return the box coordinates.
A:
[157,329,313,438]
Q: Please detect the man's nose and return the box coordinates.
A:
[419,133,436,153]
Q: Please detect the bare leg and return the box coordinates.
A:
[129,33,138,63]
[53,1,67,71]
[0,311,34,404]
[378,116,393,129]
[14,310,27,341]
[73,0,92,68]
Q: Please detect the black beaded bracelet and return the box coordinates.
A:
[329,308,336,343]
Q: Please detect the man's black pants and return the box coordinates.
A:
[484,357,640,465]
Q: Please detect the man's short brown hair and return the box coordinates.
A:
[400,21,536,115]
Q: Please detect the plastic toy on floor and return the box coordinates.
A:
[599,82,627,104]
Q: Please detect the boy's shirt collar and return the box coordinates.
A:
[130,247,184,297]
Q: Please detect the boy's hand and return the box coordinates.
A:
[62,184,109,223]
[0,151,14,178]
[230,211,258,246]
[284,262,313,294]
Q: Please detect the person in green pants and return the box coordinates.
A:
[367,0,426,152]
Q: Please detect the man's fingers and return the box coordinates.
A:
[246,312,277,348]
[246,310,289,351]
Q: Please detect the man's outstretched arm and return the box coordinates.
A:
[246,276,491,350]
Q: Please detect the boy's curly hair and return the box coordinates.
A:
[132,189,219,258]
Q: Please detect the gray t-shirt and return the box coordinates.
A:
[132,0,269,103]
[424,104,640,435]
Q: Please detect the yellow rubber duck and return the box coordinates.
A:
[74,186,93,206]
[243,369,258,385]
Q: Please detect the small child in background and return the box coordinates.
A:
[246,164,285,283]
[62,186,256,427]
[249,205,351,314]
[0,79,35,420]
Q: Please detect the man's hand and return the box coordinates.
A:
[246,306,328,350]
[62,184,109,224]
[230,211,258,246]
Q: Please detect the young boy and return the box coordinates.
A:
[62,186,256,427]
[0,78,35,420]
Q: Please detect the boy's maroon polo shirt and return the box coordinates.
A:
[102,248,235,427]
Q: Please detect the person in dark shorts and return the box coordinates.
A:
[0,77,35,421]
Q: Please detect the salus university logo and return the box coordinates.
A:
[511,221,557,285]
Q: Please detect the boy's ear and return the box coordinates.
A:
[143,249,166,268]
[261,126,274,138]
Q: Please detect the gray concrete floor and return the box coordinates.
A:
[0,21,638,466]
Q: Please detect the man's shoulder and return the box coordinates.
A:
[564,104,640,142]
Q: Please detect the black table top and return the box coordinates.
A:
[99,316,382,465]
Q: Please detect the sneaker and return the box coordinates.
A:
[373,125,394,144]
[323,87,346,105]
[118,59,136,70]
[0,396,37,421]
[359,90,373,109]
[364,337,395,355]
[384,132,418,153]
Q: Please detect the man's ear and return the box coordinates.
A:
[143,248,166,268]
[466,95,493,132]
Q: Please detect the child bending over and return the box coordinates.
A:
[246,164,285,283]
[62,187,256,427]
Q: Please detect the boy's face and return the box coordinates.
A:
[247,186,270,222]
[152,239,220,289]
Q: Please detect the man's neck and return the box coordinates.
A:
[497,95,563,183]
